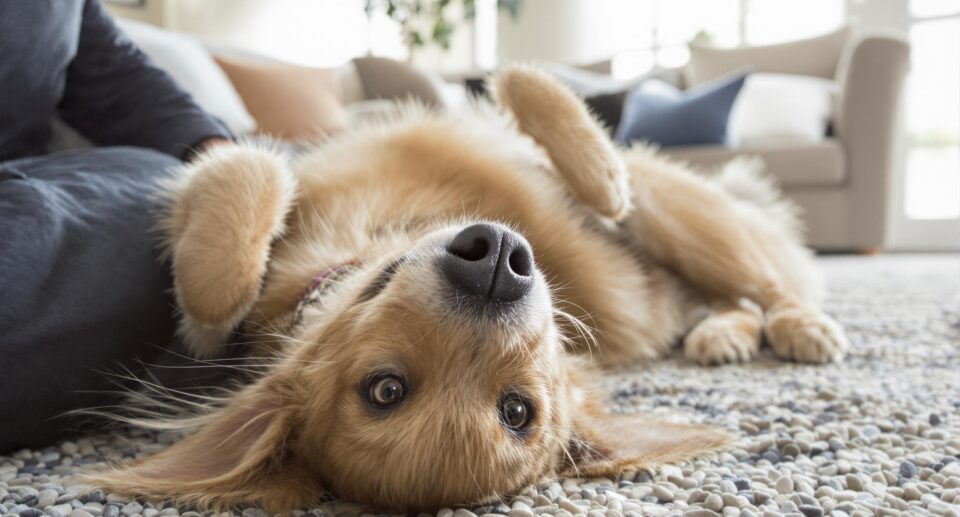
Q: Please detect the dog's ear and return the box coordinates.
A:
[563,394,730,477]
[161,144,297,357]
[491,66,633,221]
[80,378,320,512]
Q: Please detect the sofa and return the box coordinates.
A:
[584,27,911,251]
[61,20,909,251]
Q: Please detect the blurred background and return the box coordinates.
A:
[104,0,959,252]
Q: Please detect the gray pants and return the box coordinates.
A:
[0,148,229,451]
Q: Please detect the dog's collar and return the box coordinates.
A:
[289,261,360,330]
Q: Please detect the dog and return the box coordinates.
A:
[82,67,847,512]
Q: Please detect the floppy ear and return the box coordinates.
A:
[491,66,633,221]
[564,398,731,477]
[161,144,298,357]
[79,379,320,512]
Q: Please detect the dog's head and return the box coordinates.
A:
[83,68,726,512]
[286,220,571,508]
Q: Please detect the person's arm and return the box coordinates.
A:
[57,0,233,160]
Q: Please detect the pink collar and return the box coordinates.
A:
[289,262,359,329]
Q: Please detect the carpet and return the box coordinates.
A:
[2,254,958,517]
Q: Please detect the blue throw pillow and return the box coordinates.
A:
[616,72,748,147]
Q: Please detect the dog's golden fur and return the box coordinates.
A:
[82,67,847,512]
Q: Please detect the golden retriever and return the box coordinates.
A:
[82,67,847,512]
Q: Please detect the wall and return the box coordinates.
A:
[104,0,172,26]
[496,0,647,65]
[495,0,851,68]
[105,0,477,71]
[845,0,909,31]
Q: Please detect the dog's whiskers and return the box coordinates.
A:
[464,454,509,511]
[543,430,581,479]
[65,364,238,434]
[554,307,599,360]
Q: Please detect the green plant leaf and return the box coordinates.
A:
[432,17,454,49]
[499,0,523,19]
[376,0,524,52]
[407,29,425,48]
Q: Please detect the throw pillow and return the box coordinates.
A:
[352,56,449,108]
[728,74,838,146]
[616,72,748,147]
[214,56,347,140]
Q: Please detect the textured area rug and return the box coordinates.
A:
[2,254,958,517]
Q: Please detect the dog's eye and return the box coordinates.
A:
[498,393,533,434]
[367,374,406,408]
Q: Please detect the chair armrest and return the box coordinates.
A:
[835,31,910,140]
[833,31,910,248]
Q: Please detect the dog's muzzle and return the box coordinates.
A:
[441,223,534,302]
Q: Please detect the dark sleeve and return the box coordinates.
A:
[57,0,233,159]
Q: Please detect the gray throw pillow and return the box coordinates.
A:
[616,72,748,148]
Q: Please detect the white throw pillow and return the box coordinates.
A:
[117,20,256,135]
[728,74,837,147]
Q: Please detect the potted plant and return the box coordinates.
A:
[364,0,523,59]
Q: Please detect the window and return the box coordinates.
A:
[904,11,960,220]
[891,0,960,250]
[611,0,845,79]
[743,0,845,45]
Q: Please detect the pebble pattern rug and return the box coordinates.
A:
[2,254,958,517]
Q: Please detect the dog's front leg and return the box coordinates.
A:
[161,144,297,358]
[492,66,634,221]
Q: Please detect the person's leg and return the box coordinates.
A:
[0,147,225,451]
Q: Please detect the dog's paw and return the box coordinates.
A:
[684,315,761,366]
[765,305,848,363]
[177,315,233,359]
[587,162,634,222]
[557,153,634,222]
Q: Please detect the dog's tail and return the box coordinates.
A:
[711,156,805,242]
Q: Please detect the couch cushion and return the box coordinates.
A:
[684,25,853,87]
[662,140,846,187]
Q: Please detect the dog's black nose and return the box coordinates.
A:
[443,223,534,302]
